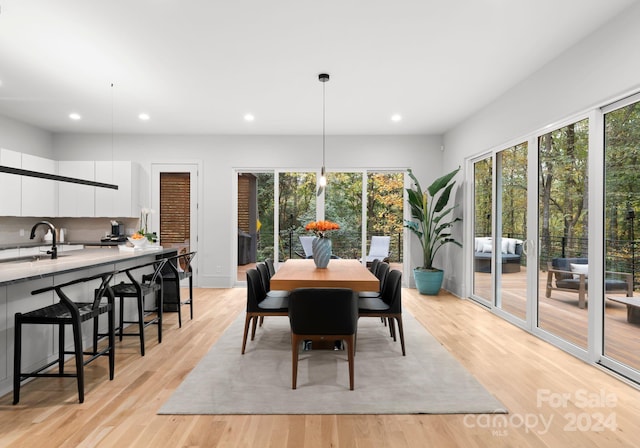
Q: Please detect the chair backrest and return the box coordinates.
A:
[299,236,315,258]
[265,258,276,277]
[289,288,358,336]
[381,269,402,312]
[246,268,267,311]
[376,262,390,292]
[369,258,381,275]
[256,262,271,292]
[368,236,390,260]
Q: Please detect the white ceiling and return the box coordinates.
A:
[0,0,637,135]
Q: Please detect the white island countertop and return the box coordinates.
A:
[0,246,175,286]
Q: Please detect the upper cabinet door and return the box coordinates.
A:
[0,148,22,216]
[21,154,57,217]
[58,161,95,217]
[95,161,140,217]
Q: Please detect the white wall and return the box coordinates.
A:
[442,2,640,297]
[0,114,53,157]
[53,133,442,287]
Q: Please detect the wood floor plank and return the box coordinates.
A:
[1,286,639,447]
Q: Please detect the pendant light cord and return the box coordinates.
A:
[322,79,326,168]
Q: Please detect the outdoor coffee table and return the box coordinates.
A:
[607,295,640,323]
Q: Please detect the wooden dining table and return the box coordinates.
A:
[270,259,379,292]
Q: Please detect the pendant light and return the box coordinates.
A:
[317,73,329,196]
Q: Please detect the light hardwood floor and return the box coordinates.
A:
[1,286,640,447]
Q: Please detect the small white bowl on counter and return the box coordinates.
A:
[127,236,148,248]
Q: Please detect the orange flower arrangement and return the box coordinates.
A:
[305,220,340,238]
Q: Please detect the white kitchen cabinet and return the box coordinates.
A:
[58,161,95,217]
[0,148,22,216]
[21,154,57,217]
[95,161,140,217]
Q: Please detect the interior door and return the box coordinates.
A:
[151,163,199,286]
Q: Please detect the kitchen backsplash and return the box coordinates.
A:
[0,217,139,244]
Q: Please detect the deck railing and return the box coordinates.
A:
[279,229,403,262]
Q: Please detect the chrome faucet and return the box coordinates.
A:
[30,221,57,259]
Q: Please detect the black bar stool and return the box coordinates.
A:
[13,271,116,404]
[162,251,196,327]
[108,258,167,356]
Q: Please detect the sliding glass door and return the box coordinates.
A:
[471,145,528,321]
[496,144,528,321]
[537,118,589,349]
[325,172,363,259]
[603,95,640,376]
[467,99,640,384]
[236,168,405,280]
[472,156,493,305]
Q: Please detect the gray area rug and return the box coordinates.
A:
[158,310,507,415]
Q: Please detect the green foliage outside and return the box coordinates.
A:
[254,171,404,262]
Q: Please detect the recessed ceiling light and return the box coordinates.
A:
[69,113,81,120]
[244,114,255,122]
[391,114,402,122]
[139,113,150,121]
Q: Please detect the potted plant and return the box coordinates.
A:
[405,167,462,295]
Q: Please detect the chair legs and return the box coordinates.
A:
[13,303,116,405]
[385,315,406,356]
[241,314,261,354]
[291,333,355,390]
[116,290,162,356]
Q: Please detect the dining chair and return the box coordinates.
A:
[241,268,289,354]
[369,258,381,276]
[358,269,405,355]
[256,262,289,299]
[288,288,358,390]
[265,258,276,277]
[359,262,389,299]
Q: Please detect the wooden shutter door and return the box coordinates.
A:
[160,172,191,266]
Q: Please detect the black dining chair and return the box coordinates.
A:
[288,288,358,390]
[257,262,289,299]
[241,268,289,354]
[358,269,405,355]
[369,258,381,276]
[265,258,277,278]
[359,262,389,300]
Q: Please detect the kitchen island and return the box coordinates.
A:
[0,246,177,399]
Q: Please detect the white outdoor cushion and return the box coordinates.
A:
[482,242,493,253]
[570,263,589,279]
[501,239,509,254]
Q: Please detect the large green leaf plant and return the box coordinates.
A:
[404,167,462,271]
